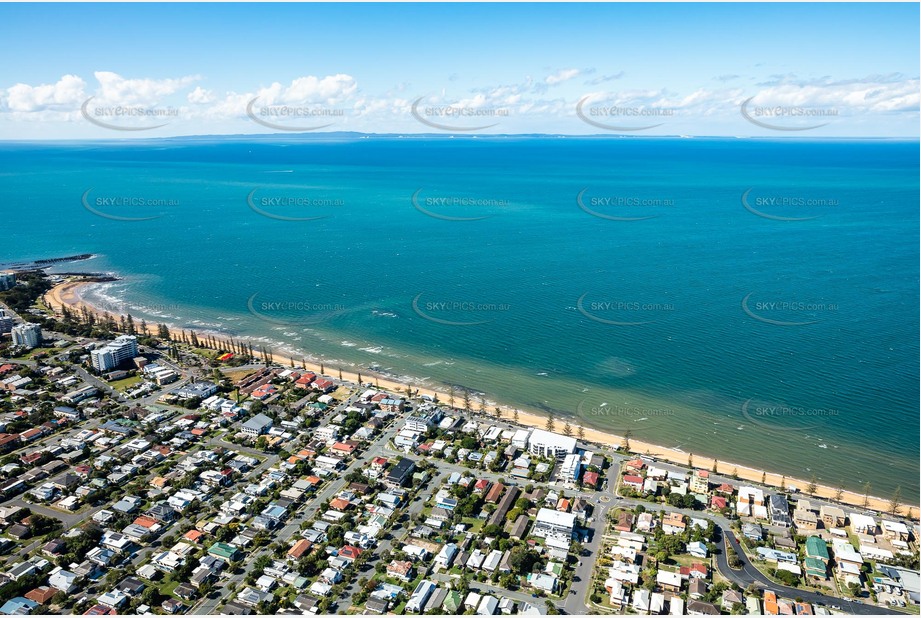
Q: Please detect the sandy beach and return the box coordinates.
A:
[44,278,916,516]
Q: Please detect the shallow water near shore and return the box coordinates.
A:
[3,136,918,498]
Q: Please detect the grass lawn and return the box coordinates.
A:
[669,554,707,567]
[224,370,256,382]
[461,517,485,534]
[12,347,49,360]
[109,375,143,391]
[159,579,181,598]
[190,347,219,359]
[32,298,51,312]
[590,583,621,613]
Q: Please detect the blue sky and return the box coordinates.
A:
[1,3,918,138]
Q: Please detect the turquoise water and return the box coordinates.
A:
[2,136,917,498]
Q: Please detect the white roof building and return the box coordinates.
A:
[533,508,576,540]
[511,429,531,448]
[477,595,499,616]
[527,429,576,459]
[849,513,877,535]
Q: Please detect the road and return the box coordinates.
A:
[591,451,904,617]
[716,528,899,616]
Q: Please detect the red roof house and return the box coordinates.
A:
[623,474,644,490]
[338,545,362,561]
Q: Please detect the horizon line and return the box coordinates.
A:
[1,132,919,144]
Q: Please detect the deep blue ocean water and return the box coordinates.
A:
[2,136,917,497]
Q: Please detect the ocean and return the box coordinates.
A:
[2,135,917,498]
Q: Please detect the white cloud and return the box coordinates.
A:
[199,74,359,122]
[92,71,199,105]
[188,86,214,105]
[585,72,624,86]
[745,76,920,113]
[1,69,916,136]
[250,74,358,106]
[545,68,580,86]
[3,74,86,112]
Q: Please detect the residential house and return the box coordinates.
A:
[819,504,845,528]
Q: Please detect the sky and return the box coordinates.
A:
[0,3,918,139]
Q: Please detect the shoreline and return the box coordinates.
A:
[43,277,917,516]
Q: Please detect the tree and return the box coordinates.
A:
[508,546,539,575]
[545,414,555,433]
[622,430,631,452]
[862,482,871,508]
[806,474,817,495]
[562,422,573,437]
[577,425,585,441]
[726,544,742,569]
[774,568,800,587]
[513,410,520,423]
[888,486,902,515]
[253,554,272,574]
[833,483,844,502]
